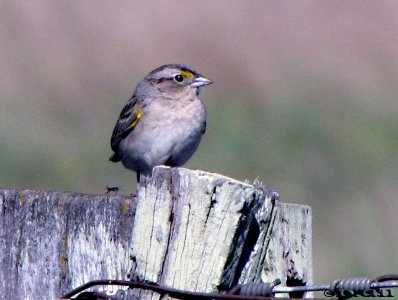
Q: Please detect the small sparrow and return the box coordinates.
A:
[109,64,212,181]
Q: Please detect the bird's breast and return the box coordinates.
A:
[120,97,206,168]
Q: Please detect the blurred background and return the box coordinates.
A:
[1,0,397,285]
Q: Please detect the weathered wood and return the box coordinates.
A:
[0,167,312,299]
[0,190,136,300]
[130,167,312,299]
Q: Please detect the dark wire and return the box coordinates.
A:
[61,274,398,300]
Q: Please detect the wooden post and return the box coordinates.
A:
[0,167,312,299]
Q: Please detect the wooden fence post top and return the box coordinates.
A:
[0,166,312,299]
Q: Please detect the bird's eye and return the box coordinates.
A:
[174,74,184,83]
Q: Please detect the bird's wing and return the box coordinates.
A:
[110,96,143,153]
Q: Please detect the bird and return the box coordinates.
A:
[109,64,212,181]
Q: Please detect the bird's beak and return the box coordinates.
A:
[191,76,213,88]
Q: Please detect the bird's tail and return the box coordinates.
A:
[109,152,120,162]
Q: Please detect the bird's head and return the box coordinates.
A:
[139,64,212,97]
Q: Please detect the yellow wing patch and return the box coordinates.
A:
[181,70,195,79]
[127,109,143,130]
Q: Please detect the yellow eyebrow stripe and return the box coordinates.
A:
[180,70,195,78]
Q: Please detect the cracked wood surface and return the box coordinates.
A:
[130,167,312,299]
[0,166,312,299]
[0,189,136,300]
